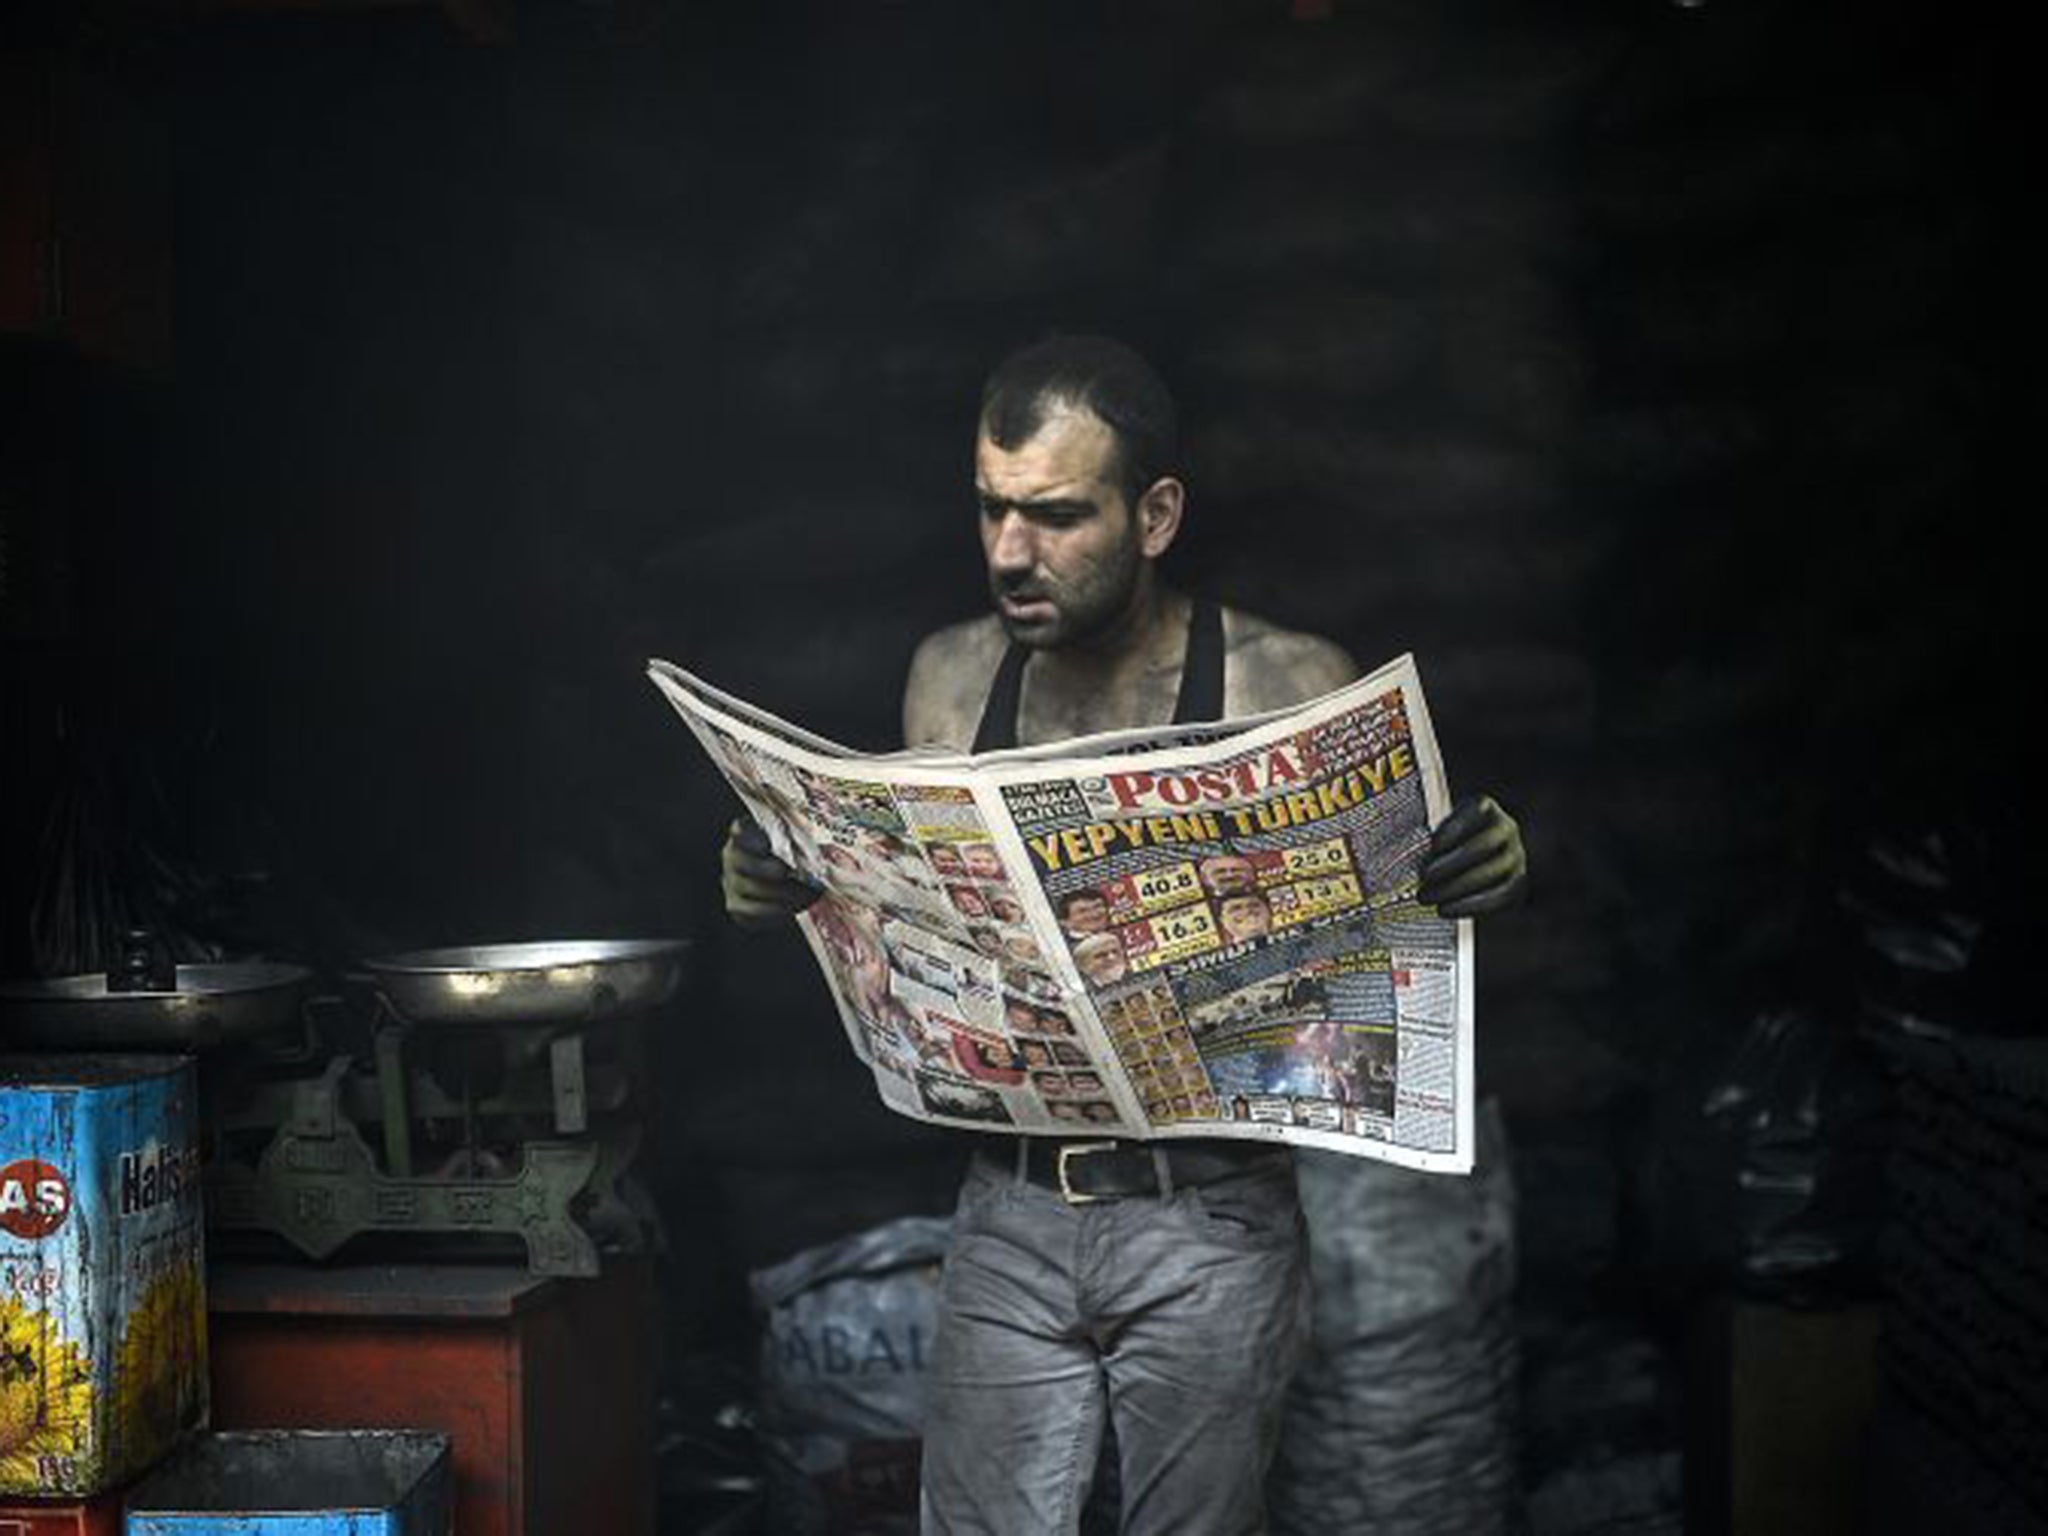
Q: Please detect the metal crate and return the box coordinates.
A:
[123,1431,451,1536]
[0,1056,207,1498]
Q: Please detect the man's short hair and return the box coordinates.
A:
[980,334,1179,507]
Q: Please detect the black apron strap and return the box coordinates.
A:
[1173,594,1226,724]
[972,595,1227,752]
[971,637,1032,753]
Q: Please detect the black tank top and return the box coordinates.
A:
[971,595,1225,753]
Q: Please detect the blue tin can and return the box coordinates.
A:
[123,1431,452,1536]
[0,1056,208,1498]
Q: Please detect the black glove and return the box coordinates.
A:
[1418,794,1528,918]
[719,817,823,927]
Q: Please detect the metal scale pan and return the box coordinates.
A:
[0,961,315,1050]
[359,939,689,1027]
[237,938,692,1274]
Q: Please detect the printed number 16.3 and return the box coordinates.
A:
[1156,909,1214,943]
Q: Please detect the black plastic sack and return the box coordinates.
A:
[1826,786,2031,1040]
[1839,823,1980,1034]
[1645,1006,1891,1300]
[1269,1101,1521,1536]
[749,1214,950,1536]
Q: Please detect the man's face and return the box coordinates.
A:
[1200,855,1258,897]
[977,405,1144,649]
[1060,892,1110,936]
[1218,894,1272,942]
[1073,932,1128,986]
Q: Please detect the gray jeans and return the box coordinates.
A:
[920,1144,1311,1535]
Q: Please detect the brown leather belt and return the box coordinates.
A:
[1000,1137,1288,1204]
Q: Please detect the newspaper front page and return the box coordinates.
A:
[651,653,1473,1172]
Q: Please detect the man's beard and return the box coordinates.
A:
[991,535,1143,651]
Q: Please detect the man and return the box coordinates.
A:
[1071,929,1130,987]
[988,889,1026,923]
[1217,889,1275,944]
[962,842,1009,882]
[1033,1004,1076,1037]
[722,335,1526,1534]
[1197,852,1260,898]
[944,883,990,921]
[1055,886,1113,939]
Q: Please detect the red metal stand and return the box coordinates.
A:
[205,1260,656,1536]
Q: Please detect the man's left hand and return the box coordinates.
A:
[1418,794,1528,918]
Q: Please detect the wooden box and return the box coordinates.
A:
[205,1261,654,1536]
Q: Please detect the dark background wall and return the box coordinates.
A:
[2,0,2032,1506]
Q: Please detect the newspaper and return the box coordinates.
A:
[650,652,1473,1173]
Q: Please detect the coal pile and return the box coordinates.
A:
[1868,1032,2048,1535]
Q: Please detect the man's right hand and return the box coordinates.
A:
[721,818,823,927]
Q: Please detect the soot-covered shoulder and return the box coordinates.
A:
[1222,610,1361,715]
[903,615,1008,750]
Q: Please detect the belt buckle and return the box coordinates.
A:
[1055,1141,1123,1205]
